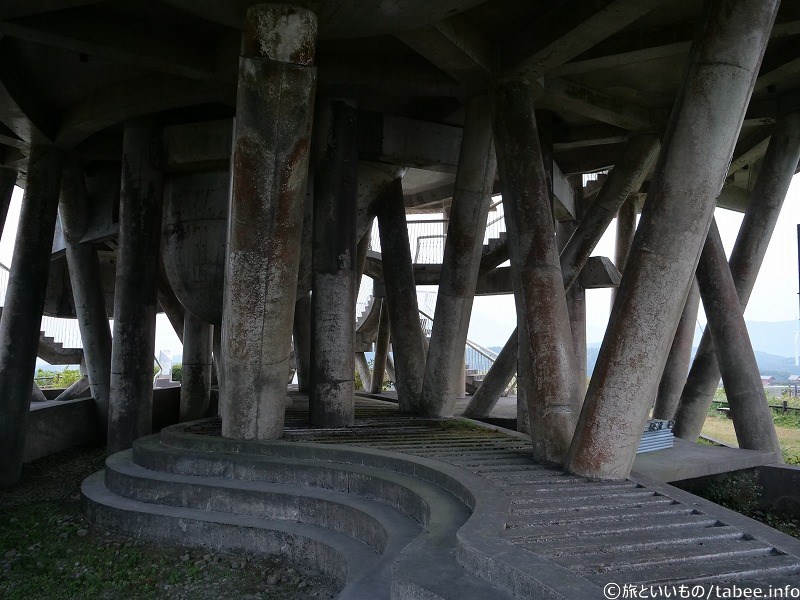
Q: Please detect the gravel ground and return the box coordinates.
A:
[0,444,339,600]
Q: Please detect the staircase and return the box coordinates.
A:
[83,397,800,599]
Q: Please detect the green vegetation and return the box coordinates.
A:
[171,363,182,382]
[354,359,392,392]
[34,368,82,389]
[699,472,800,540]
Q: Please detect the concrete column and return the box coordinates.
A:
[491,76,582,463]
[0,168,16,237]
[463,335,516,417]
[471,133,659,416]
[157,258,185,343]
[221,5,317,440]
[310,98,358,428]
[108,120,164,455]
[180,311,213,422]
[695,220,781,455]
[0,146,63,487]
[370,299,390,394]
[356,223,372,290]
[59,166,113,433]
[293,292,312,393]
[386,354,396,384]
[559,219,587,394]
[355,352,371,391]
[376,178,427,413]
[652,280,700,420]
[419,97,496,417]
[566,0,778,480]
[611,195,637,308]
[674,105,800,440]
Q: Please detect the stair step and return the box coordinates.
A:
[509,494,677,516]
[589,553,800,586]
[563,539,778,575]
[530,525,748,557]
[505,513,723,542]
[506,503,696,528]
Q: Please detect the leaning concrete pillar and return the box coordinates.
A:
[491,76,582,463]
[559,219,587,394]
[0,168,17,237]
[462,335,516,418]
[355,352,371,391]
[611,196,637,308]
[419,96,496,417]
[0,146,63,487]
[695,220,781,455]
[180,312,213,422]
[108,120,164,455]
[310,99,358,427]
[472,133,659,415]
[566,0,778,480]
[157,258,185,343]
[293,292,312,393]
[370,299,391,394]
[221,5,317,440]
[59,166,113,433]
[376,178,427,413]
[652,280,700,420]
[673,103,800,440]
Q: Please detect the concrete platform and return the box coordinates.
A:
[83,394,800,600]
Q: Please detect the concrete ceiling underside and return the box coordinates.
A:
[2,0,800,211]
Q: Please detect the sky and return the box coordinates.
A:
[5,174,800,358]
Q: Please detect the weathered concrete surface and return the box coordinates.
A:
[560,135,659,292]
[60,165,112,434]
[370,299,391,394]
[559,219,587,395]
[611,194,637,308]
[221,5,317,440]
[354,352,371,391]
[674,106,800,441]
[0,145,62,488]
[23,398,98,463]
[157,257,185,343]
[491,76,581,464]
[180,311,213,422]
[420,96,496,418]
[108,120,164,455]
[566,0,779,480]
[376,178,427,413]
[310,99,358,428]
[462,332,516,418]
[0,168,16,236]
[653,280,700,420]
[53,374,91,402]
[694,220,781,457]
[293,293,312,393]
[162,169,228,325]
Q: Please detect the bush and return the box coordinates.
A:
[34,368,82,389]
[171,363,182,382]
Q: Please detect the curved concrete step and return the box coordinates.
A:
[105,450,418,555]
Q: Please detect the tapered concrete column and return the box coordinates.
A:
[420,96,496,417]
[180,312,213,422]
[376,178,427,413]
[0,168,16,237]
[674,105,800,440]
[472,134,659,414]
[695,220,781,455]
[611,196,637,307]
[108,121,164,455]
[653,280,700,420]
[310,99,358,428]
[463,335,516,417]
[355,353,371,391]
[386,354,396,384]
[559,219,587,394]
[491,77,582,463]
[566,0,778,480]
[221,5,317,440]
[560,135,659,291]
[293,292,312,393]
[0,146,63,487]
[370,299,390,394]
[59,166,113,432]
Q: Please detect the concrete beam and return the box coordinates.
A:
[395,15,492,83]
[502,0,664,80]
[0,41,57,144]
